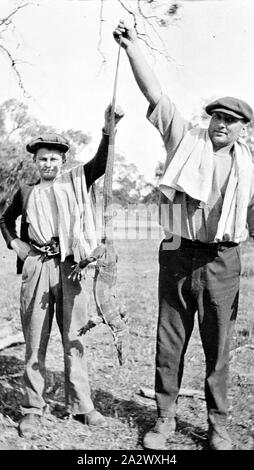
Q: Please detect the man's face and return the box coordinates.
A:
[208,111,246,151]
[34,147,65,181]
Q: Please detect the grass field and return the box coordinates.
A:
[0,234,254,450]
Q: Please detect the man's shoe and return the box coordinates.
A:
[143,417,176,450]
[84,409,107,427]
[18,413,41,438]
[208,426,233,450]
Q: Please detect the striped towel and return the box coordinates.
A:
[53,165,97,262]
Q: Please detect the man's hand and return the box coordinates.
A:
[113,19,161,108]
[104,104,125,134]
[10,238,31,261]
[113,19,137,50]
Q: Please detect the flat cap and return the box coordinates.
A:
[205,96,253,122]
[26,133,70,154]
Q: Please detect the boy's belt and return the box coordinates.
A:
[30,237,60,258]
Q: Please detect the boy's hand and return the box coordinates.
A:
[104,104,125,133]
[69,264,85,282]
[10,238,31,261]
[113,19,137,50]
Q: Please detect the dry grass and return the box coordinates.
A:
[0,235,254,450]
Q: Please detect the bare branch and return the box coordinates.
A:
[97,0,107,63]
[138,17,157,65]
[137,33,171,62]
[0,2,31,28]
[117,0,138,29]
[0,332,25,351]
[138,386,206,401]
[137,0,158,20]
[137,0,175,63]
[0,2,37,94]
[0,21,12,35]
[115,0,177,64]
[0,44,27,95]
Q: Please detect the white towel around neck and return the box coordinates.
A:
[159,128,253,243]
[53,165,98,262]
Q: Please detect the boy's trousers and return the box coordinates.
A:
[20,251,94,416]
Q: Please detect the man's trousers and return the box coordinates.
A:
[20,251,94,416]
[155,237,240,427]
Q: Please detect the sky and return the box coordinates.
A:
[1,0,254,182]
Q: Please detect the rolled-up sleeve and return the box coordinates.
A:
[146,94,190,169]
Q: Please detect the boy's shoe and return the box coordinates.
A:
[18,413,41,438]
[83,409,107,427]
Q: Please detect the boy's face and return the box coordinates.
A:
[34,147,65,181]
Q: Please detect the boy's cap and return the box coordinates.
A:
[205,96,253,122]
[26,133,70,154]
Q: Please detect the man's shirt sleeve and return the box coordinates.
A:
[146,94,190,170]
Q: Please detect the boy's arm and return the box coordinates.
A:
[84,104,124,188]
[0,188,31,260]
[84,132,109,189]
[0,188,22,247]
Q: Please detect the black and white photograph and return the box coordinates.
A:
[0,0,253,460]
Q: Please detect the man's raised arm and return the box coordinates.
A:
[113,20,162,108]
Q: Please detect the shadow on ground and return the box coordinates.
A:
[0,355,207,449]
[92,388,207,449]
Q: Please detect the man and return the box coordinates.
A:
[0,105,124,438]
[113,20,254,450]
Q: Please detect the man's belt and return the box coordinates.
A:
[162,235,238,250]
[30,237,60,258]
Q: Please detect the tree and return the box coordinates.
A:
[0,1,34,93]
[0,98,91,214]
[0,1,219,96]
[97,0,180,63]
[94,152,151,207]
[0,1,223,211]
[63,129,91,163]
[190,97,217,127]
[0,1,182,94]
[0,98,156,214]
[141,160,164,204]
